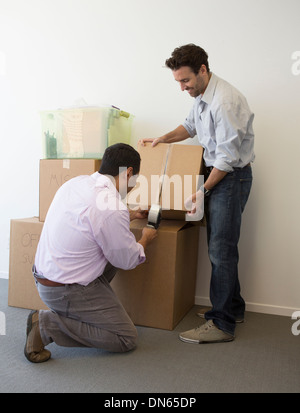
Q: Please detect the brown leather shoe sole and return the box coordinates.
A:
[24,311,51,363]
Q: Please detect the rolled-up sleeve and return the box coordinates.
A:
[214,102,250,172]
[182,106,197,138]
[95,210,146,270]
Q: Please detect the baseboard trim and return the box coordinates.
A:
[0,276,297,317]
[195,296,300,318]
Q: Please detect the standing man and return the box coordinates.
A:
[141,44,254,343]
[24,143,157,363]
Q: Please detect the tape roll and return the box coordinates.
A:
[148,204,162,229]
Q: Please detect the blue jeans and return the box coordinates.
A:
[204,166,253,336]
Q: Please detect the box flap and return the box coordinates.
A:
[164,144,203,210]
[11,217,40,224]
[130,218,195,233]
[128,142,203,213]
[136,142,170,206]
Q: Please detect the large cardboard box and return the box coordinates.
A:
[127,143,204,218]
[8,217,48,310]
[111,219,200,330]
[39,159,101,221]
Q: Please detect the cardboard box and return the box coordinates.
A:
[127,143,204,218]
[111,219,200,330]
[39,158,101,221]
[8,217,48,311]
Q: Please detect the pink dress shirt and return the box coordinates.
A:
[34,172,145,286]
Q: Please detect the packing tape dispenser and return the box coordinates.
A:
[147,204,162,229]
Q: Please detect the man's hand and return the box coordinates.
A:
[138,126,190,147]
[138,227,158,250]
[141,227,158,242]
[129,208,148,221]
[138,138,162,147]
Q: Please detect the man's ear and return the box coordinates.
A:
[127,167,133,178]
[199,64,207,75]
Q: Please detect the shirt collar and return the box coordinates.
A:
[197,72,218,105]
[93,172,122,200]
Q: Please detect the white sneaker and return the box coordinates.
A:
[179,320,234,344]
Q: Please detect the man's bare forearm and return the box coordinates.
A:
[160,125,190,143]
[204,168,228,190]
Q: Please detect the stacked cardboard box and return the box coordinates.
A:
[8,141,203,331]
[112,143,204,330]
[111,219,200,330]
[39,159,101,222]
[8,105,130,311]
[8,159,101,310]
[8,218,47,310]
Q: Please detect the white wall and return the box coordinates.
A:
[0,0,299,315]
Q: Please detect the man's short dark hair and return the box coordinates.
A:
[99,143,141,177]
[165,44,210,75]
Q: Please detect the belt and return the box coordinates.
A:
[33,264,65,287]
[205,163,251,173]
[34,276,65,287]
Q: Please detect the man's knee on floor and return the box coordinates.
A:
[98,327,138,353]
[119,330,138,353]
